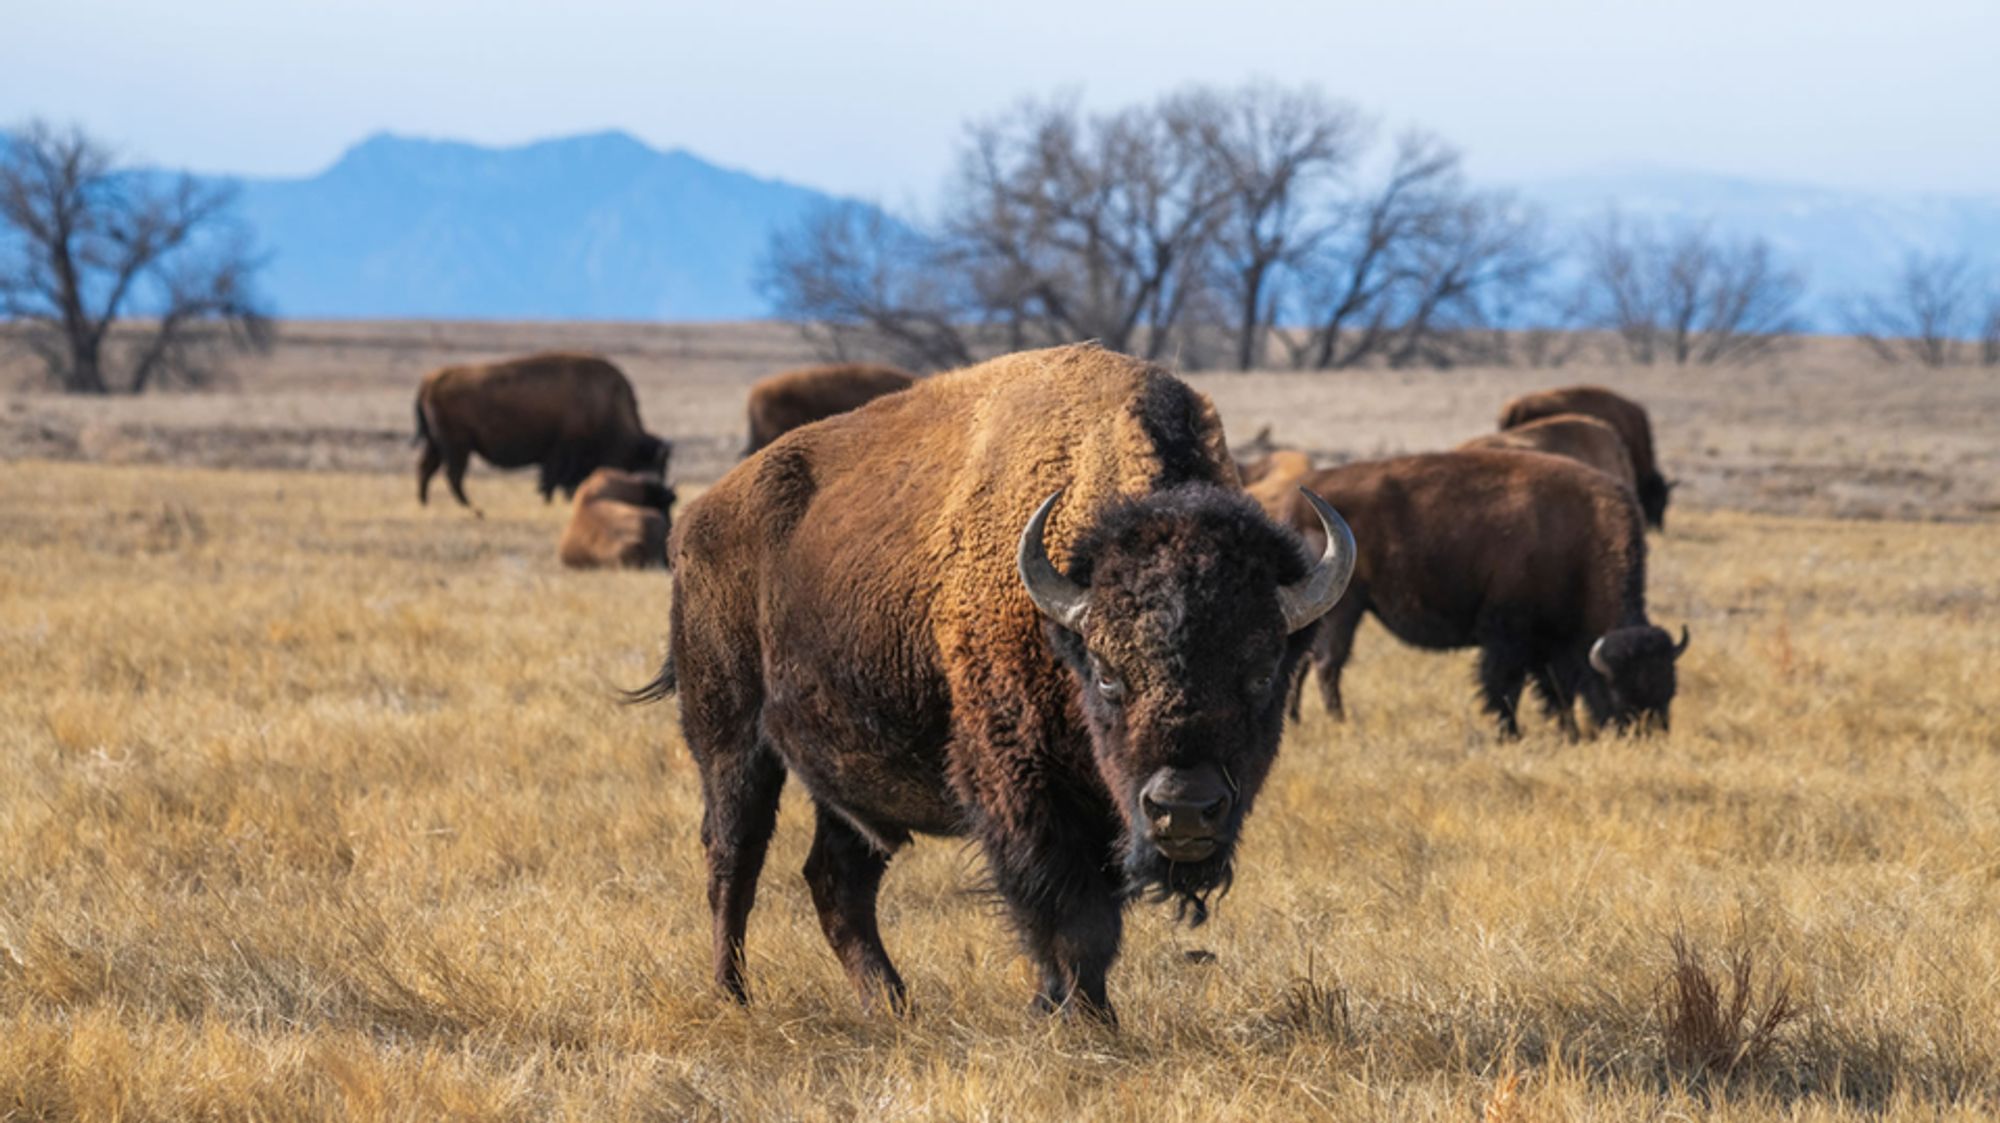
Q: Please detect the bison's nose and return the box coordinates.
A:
[1140,769,1231,861]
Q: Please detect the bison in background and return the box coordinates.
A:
[558,469,677,570]
[636,343,1355,1020]
[1499,385,1669,528]
[1459,413,1637,491]
[415,352,671,508]
[1286,449,1687,738]
[1238,448,1316,522]
[743,362,915,455]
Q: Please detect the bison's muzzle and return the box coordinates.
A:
[1139,767,1233,862]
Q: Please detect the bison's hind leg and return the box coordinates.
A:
[443,445,477,512]
[803,806,909,1014]
[696,740,786,1003]
[417,440,443,505]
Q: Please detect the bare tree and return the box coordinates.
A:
[1843,252,1983,367]
[1984,297,2000,367]
[0,120,269,394]
[758,202,974,371]
[1383,190,1550,368]
[944,95,1232,360]
[1576,212,1803,366]
[1167,83,1364,370]
[1286,133,1479,370]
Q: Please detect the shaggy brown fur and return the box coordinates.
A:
[1238,449,1315,521]
[557,469,677,570]
[642,343,1336,1020]
[414,352,670,507]
[1499,385,1668,528]
[743,363,916,455]
[1459,413,1637,491]
[1287,450,1685,738]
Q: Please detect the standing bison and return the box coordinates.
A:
[1459,413,1637,491]
[414,352,671,507]
[1286,449,1687,738]
[636,344,1355,1019]
[742,362,915,455]
[558,468,677,570]
[1498,385,1669,528]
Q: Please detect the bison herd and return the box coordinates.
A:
[410,342,1687,1020]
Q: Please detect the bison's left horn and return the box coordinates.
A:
[1278,488,1358,634]
[1018,490,1091,633]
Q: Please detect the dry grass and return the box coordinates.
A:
[3,455,1999,1120]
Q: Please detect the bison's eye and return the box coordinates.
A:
[1091,658,1127,704]
[1246,660,1280,697]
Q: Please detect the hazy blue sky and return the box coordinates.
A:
[4,0,1994,197]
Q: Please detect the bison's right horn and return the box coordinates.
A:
[1018,490,1091,633]
[1278,488,1358,633]
[1589,636,1613,678]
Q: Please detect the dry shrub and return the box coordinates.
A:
[1656,930,1797,1084]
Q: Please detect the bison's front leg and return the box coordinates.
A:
[985,828,1124,1023]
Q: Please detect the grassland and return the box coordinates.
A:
[2,327,1999,1119]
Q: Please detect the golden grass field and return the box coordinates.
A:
[3,325,1999,1119]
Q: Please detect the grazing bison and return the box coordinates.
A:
[558,468,678,570]
[1286,449,1687,738]
[1238,448,1316,521]
[1458,413,1637,491]
[636,343,1355,1019]
[1498,385,1669,528]
[743,362,915,455]
[414,352,671,507]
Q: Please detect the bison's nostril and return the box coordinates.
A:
[1199,797,1227,824]
[1141,795,1165,822]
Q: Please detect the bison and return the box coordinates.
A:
[1498,385,1669,528]
[414,352,671,508]
[1238,448,1316,522]
[1285,449,1687,738]
[1458,413,1637,491]
[635,343,1355,1019]
[742,362,916,456]
[557,468,678,570]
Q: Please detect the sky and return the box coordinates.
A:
[4,0,1995,199]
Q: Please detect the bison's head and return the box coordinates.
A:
[1019,484,1354,923]
[1589,624,1689,732]
[629,435,673,478]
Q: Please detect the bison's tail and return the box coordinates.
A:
[622,653,677,705]
[412,395,432,448]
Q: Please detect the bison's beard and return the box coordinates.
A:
[1122,836,1235,927]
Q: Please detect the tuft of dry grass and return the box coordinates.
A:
[1656,930,1798,1085]
[3,458,2000,1120]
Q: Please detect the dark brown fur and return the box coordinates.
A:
[1499,385,1668,528]
[1286,450,1684,737]
[643,344,1322,1020]
[1459,413,1637,491]
[743,363,915,456]
[414,352,671,507]
[557,468,677,570]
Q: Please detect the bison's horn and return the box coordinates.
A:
[1018,490,1091,633]
[1674,624,1691,657]
[1589,636,1613,678]
[1278,488,1358,634]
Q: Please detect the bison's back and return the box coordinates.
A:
[1500,386,1656,477]
[421,353,641,464]
[1298,450,1640,645]
[1459,413,1637,490]
[745,363,916,454]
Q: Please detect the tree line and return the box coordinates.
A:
[760,83,2000,374]
[2,103,1997,396]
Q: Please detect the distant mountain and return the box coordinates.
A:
[1513,165,2000,316]
[228,131,846,320]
